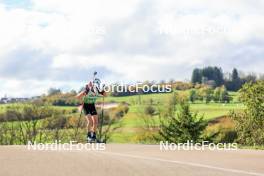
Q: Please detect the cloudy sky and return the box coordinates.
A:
[0,0,263,97]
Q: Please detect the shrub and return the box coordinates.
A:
[72,108,78,113]
[43,116,67,129]
[66,116,86,128]
[204,127,237,143]
[132,131,159,144]
[144,105,156,116]
[110,104,129,119]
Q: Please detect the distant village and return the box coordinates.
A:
[0,95,41,104]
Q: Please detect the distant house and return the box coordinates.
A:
[0,98,8,104]
[15,98,29,102]
[31,96,41,100]
[0,97,30,104]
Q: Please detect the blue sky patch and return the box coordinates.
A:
[0,0,32,9]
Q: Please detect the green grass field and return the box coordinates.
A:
[0,91,244,143]
[104,91,242,142]
[108,103,244,143]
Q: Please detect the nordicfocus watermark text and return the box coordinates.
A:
[101,83,171,93]
[160,141,238,151]
[27,141,105,151]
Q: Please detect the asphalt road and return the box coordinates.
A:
[0,144,264,176]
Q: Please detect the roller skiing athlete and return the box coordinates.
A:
[76,72,106,143]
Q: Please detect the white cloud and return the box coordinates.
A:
[0,0,264,97]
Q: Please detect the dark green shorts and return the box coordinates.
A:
[83,103,97,116]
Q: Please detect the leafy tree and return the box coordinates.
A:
[231,81,264,145]
[189,89,197,103]
[213,87,221,102]
[219,86,230,103]
[239,81,264,120]
[205,89,213,104]
[199,86,213,103]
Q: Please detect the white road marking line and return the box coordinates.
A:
[96,151,264,176]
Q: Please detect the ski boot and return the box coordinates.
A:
[87,132,93,143]
[90,132,97,143]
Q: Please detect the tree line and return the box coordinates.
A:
[191,66,263,91]
[41,66,262,105]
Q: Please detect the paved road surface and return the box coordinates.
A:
[0,144,264,176]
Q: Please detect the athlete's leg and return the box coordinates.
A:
[91,115,98,132]
[85,115,94,142]
[85,115,93,132]
[90,115,98,141]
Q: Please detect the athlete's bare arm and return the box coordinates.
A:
[76,91,85,99]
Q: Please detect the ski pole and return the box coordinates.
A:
[74,105,83,141]
[99,84,105,142]
[93,71,97,83]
